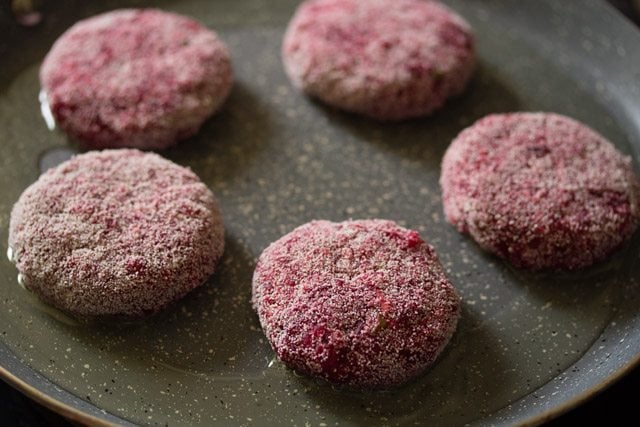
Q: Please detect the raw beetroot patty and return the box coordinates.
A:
[282,0,475,120]
[440,112,640,270]
[8,149,225,319]
[252,220,460,388]
[40,9,233,149]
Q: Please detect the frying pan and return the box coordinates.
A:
[1,1,639,425]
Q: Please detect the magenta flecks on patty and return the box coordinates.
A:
[440,112,640,270]
[282,0,475,120]
[8,149,225,319]
[252,219,460,388]
[40,9,233,150]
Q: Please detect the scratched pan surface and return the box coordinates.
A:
[1,0,640,426]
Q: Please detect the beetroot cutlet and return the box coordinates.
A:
[8,149,225,319]
[282,0,475,120]
[40,9,233,149]
[440,112,640,270]
[252,219,460,388]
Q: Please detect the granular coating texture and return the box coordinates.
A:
[252,219,460,388]
[440,112,640,270]
[9,149,225,319]
[40,9,233,149]
[282,0,475,120]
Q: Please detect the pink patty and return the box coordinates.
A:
[40,9,233,149]
[252,220,460,388]
[8,149,225,319]
[440,112,640,270]
[282,0,475,120]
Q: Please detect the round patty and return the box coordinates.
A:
[40,9,233,149]
[440,112,640,270]
[282,0,475,120]
[252,219,460,388]
[8,149,225,319]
